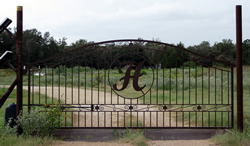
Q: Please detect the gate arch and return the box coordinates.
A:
[27,39,234,129]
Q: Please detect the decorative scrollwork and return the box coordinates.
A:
[95,105,104,111]
[113,105,116,111]
[193,105,206,111]
[214,105,218,111]
[158,105,172,111]
[226,106,232,111]
[180,105,184,111]
[147,105,150,111]
[124,105,138,111]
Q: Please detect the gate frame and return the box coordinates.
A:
[8,5,243,132]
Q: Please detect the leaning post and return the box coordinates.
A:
[16,6,23,135]
[236,5,243,132]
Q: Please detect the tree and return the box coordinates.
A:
[242,39,250,65]
[212,39,235,65]
[188,41,215,67]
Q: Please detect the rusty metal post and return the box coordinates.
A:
[16,6,23,135]
[236,5,243,132]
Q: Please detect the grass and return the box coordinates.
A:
[113,128,148,146]
[0,135,55,146]
[0,88,73,129]
[1,65,250,145]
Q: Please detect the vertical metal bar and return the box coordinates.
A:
[91,111,93,127]
[182,60,184,105]
[65,65,67,104]
[98,112,99,127]
[221,71,223,104]
[123,112,125,128]
[28,67,31,112]
[65,111,67,127]
[98,51,100,105]
[85,65,86,104]
[189,112,190,127]
[111,112,113,127]
[150,111,152,127]
[91,56,93,105]
[163,111,165,127]
[176,112,177,127]
[130,111,132,127]
[39,68,40,104]
[85,111,86,127]
[78,63,80,104]
[59,66,60,102]
[208,67,210,104]
[143,112,145,127]
[32,70,34,104]
[118,112,119,127]
[111,51,113,105]
[202,66,204,104]
[228,72,229,104]
[189,61,191,104]
[169,111,171,127]
[215,69,217,105]
[208,112,210,127]
[169,67,171,104]
[221,112,223,127]
[71,112,73,127]
[215,112,217,127]
[195,112,197,127]
[156,55,159,105]
[16,7,23,134]
[156,111,158,127]
[72,67,73,104]
[163,60,165,105]
[176,60,178,104]
[202,112,204,127]
[182,112,184,127]
[231,67,234,128]
[195,64,197,104]
[45,67,47,104]
[52,68,54,104]
[104,112,106,127]
[104,52,106,105]
[78,112,79,127]
[236,5,243,132]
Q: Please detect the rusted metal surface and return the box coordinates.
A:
[0,79,17,108]
[26,39,234,129]
[236,5,243,132]
[16,6,23,135]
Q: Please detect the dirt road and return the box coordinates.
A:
[0,85,218,145]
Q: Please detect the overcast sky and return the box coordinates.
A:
[1,0,249,46]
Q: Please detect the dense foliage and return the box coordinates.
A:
[1,28,250,68]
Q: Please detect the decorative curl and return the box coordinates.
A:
[124,105,137,111]
[226,106,232,111]
[95,105,104,111]
[158,105,171,111]
[193,105,206,111]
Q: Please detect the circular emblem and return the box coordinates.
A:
[108,53,154,99]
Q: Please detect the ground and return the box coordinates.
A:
[51,129,220,146]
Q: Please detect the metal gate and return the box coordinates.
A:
[26,39,234,129]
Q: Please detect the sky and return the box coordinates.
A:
[0,0,249,47]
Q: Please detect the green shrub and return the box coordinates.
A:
[0,119,17,137]
[17,103,63,137]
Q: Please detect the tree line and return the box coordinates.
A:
[0,28,250,69]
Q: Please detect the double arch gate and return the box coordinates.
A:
[26,39,234,129]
